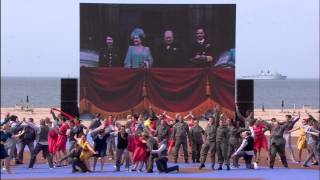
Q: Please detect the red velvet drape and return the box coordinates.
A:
[80,68,235,114]
[146,68,207,112]
[208,68,235,111]
[80,67,144,112]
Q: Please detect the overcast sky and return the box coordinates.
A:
[1,0,319,78]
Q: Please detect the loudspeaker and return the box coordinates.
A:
[236,79,254,125]
[61,78,78,117]
[236,79,254,103]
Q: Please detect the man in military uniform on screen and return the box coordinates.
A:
[189,28,214,67]
[154,30,184,67]
[99,35,121,67]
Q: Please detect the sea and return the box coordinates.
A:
[1,77,319,109]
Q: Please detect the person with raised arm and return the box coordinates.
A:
[236,104,255,137]
[228,118,248,167]
[288,118,309,163]
[262,117,289,168]
[283,112,300,163]
[74,134,97,172]
[1,124,25,174]
[58,143,88,173]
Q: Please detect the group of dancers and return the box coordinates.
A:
[0,105,319,174]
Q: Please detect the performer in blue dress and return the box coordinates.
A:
[124,28,154,68]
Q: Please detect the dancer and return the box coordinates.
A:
[115,125,129,171]
[152,138,179,173]
[146,134,158,173]
[302,118,320,167]
[16,118,36,164]
[55,118,70,167]
[92,129,109,171]
[253,119,269,163]
[75,134,96,172]
[173,114,190,163]
[105,115,116,160]
[47,121,59,165]
[283,113,300,163]
[28,119,54,169]
[231,131,257,169]
[288,118,309,163]
[199,116,217,170]
[154,118,170,143]
[228,119,247,167]
[236,105,255,135]
[132,132,148,172]
[190,118,205,163]
[263,118,289,168]
[216,116,231,170]
[59,143,88,173]
[0,124,25,174]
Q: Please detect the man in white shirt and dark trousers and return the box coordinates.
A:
[231,131,257,169]
[151,138,179,173]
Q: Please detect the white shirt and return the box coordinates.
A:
[198,39,205,45]
[234,138,254,156]
[151,143,167,157]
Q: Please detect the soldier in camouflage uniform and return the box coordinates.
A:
[199,116,217,170]
[190,118,205,163]
[155,119,171,142]
[146,135,158,173]
[173,115,190,163]
[216,116,231,170]
[228,119,248,167]
[263,118,289,168]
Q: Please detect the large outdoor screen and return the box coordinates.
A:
[80,3,236,118]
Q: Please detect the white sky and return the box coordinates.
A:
[1,0,319,78]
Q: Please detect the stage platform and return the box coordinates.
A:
[2,162,318,180]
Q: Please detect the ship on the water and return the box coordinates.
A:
[241,70,287,80]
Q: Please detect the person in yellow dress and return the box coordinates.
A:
[288,119,308,163]
[75,134,96,172]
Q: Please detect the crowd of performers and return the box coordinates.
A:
[0,105,319,174]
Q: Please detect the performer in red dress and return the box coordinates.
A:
[132,133,148,172]
[47,122,58,164]
[56,119,70,166]
[253,120,268,163]
[127,117,137,154]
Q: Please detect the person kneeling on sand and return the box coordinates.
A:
[231,131,257,169]
[59,143,88,173]
[151,138,179,173]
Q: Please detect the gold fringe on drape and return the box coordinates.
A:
[80,98,235,120]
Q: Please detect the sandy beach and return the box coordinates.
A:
[1,107,319,136]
